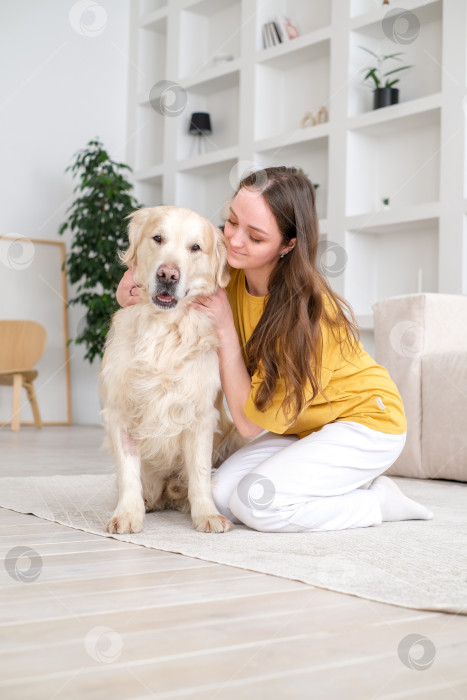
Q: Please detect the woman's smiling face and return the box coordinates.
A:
[223,187,293,280]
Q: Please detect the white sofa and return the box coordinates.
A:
[373,293,467,482]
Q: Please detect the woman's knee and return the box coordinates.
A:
[228,471,284,531]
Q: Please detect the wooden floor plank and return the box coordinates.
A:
[0,425,465,700]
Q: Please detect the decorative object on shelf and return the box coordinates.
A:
[382,197,390,210]
[212,53,234,66]
[189,112,212,156]
[276,16,299,41]
[360,46,412,110]
[300,105,328,129]
[300,111,315,128]
[316,106,328,123]
[58,139,143,363]
[262,16,299,48]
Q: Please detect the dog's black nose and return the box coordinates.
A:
[157,264,180,283]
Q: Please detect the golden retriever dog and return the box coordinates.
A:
[100,206,241,534]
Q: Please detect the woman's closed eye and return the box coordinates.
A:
[226,218,261,244]
[248,233,261,243]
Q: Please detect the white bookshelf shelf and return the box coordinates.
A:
[347,93,442,135]
[254,122,329,153]
[350,0,442,32]
[256,27,331,68]
[127,0,467,309]
[346,202,440,234]
[177,146,238,174]
[181,59,241,94]
[139,6,168,31]
[181,0,237,13]
[356,313,374,331]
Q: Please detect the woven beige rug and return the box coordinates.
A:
[0,474,466,615]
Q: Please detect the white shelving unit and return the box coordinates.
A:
[127,0,467,346]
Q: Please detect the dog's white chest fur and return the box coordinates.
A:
[101,304,221,452]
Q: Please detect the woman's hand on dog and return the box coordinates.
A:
[191,288,234,339]
[117,269,142,307]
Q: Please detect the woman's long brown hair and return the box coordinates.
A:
[238,166,360,425]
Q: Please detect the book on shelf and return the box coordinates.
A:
[262,17,299,48]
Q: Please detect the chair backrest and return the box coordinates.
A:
[0,320,47,372]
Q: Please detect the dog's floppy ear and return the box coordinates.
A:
[214,227,230,288]
[119,208,151,269]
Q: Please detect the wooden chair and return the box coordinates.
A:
[0,321,47,431]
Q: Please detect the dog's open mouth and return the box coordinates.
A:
[154,292,178,309]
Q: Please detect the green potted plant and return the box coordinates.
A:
[360,46,412,109]
[58,139,143,363]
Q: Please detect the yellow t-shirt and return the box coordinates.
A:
[227,268,407,437]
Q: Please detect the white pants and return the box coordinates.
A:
[212,421,406,533]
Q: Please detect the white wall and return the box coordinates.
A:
[0,0,131,424]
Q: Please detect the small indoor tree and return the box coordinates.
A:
[59,139,143,363]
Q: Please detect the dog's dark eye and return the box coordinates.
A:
[153,235,162,244]
[191,244,201,252]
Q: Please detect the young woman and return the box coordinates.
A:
[117,166,433,532]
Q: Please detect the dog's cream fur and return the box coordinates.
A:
[100,206,242,534]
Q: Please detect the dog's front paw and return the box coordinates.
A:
[192,513,233,533]
[106,511,144,534]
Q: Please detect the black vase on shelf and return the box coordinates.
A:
[373,87,399,110]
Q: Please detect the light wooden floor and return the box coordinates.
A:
[0,426,466,700]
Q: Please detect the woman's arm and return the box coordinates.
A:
[191,289,264,439]
[116,269,142,307]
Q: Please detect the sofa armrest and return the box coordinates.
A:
[422,351,467,482]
